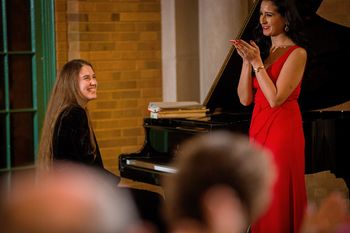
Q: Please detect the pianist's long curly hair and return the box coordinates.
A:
[254,0,308,61]
[37,59,97,170]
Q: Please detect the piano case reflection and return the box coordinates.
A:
[119,0,350,189]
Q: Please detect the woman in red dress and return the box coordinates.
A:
[231,0,307,233]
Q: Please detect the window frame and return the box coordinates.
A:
[0,0,56,173]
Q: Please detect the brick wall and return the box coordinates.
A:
[54,0,162,175]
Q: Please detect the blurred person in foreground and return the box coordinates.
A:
[0,162,151,233]
[162,131,276,233]
[300,192,350,233]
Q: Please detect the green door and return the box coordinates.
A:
[0,0,56,173]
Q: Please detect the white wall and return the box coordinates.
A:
[161,0,251,102]
[161,0,177,101]
[199,0,249,102]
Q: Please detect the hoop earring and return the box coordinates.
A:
[284,24,290,32]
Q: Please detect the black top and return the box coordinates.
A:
[53,105,104,167]
[53,105,120,184]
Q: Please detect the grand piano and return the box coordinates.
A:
[119,0,350,189]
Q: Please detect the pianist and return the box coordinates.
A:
[37,59,120,184]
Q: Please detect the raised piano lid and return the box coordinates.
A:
[204,0,350,114]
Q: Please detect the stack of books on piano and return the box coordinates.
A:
[148,101,208,119]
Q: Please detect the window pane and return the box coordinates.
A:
[0,57,5,109]
[10,112,34,167]
[0,4,3,51]
[0,114,7,169]
[9,55,33,109]
[6,0,31,51]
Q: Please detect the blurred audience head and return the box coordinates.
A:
[0,162,145,233]
[163,131,276,233]
[300,192,350,233]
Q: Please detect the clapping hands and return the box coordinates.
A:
[230,39,262,68]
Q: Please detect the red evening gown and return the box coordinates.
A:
[250,46,307,233]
